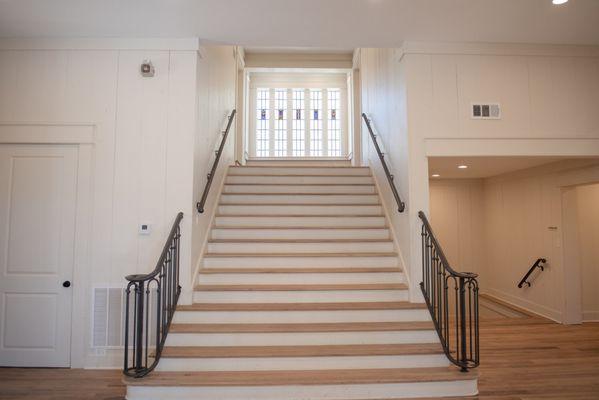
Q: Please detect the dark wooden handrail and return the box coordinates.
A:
[197,109,236,213]
[517,258,546,288]
[361,113,405,212]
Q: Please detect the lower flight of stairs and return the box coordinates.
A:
[124,164,478,399]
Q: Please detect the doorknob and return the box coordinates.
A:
[62,280,71,288]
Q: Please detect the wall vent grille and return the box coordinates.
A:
[92,287,128,348]
[471,103,501,119]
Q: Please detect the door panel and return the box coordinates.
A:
[0,145,78,367]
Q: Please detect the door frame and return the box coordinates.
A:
[0,123,94,368]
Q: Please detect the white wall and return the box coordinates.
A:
[191,46,237,295]
[429,180,485,280]
[0,40,237,368]
[358,48,414,297]
[428,160,599,322]
[575,183,599,321]
[358,43,599,302]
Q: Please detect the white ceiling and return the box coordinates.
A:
[0,0,598,48]
[428,156,579,179]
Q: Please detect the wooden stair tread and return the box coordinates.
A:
[197,267,401,274]
[194,283,408,291]
[228,174,371,177]
[222,193,378,196]
[219,203,380,206]
[212,226,388,230]
[160,343,443,358]
[224,183,375,186]
[170,321,434,333]
[124,367,476,387]
[203,252,398,258]
[208,239,392,243]
[177,301,425,311]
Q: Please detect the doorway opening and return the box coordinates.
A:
[427,156,599,325]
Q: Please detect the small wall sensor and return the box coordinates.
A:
[140,60,155,77]
[139,223,152,235]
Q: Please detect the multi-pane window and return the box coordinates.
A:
[292,89,305,157]
[255,88,270,157]
[327,88,341,156]
[274,89,287,157]
[253,87,344,157]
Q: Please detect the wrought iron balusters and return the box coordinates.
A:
[123,212,183,378]
[418,211,479,371]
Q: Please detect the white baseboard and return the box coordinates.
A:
[482,288,562,322]
[583,311,599,322]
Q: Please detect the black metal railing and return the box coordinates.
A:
[418,211,479,371]
[123,212,183,378]
[197,109,237,213]
[361,113,405,212]
[517,258,546,288]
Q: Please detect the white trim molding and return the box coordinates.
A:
[0,123,95,144]
[0,37,201,51]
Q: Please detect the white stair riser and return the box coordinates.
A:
[165,330,439,347]
[207,241,394,254]
[202,256,399,268]
[228,167,371,176]
[218,204,382,216]
[214,216,386,228]
[211,228,390,240]
[192,290,409,303]
[226,176,373,185]
[223,185,376,194]
[127,380,478,400]
[220,194,380,205]
[172,309,429,324]
[196,272,404,285]
[155,354,449,372]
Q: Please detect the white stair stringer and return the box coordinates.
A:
[124,164,478,399]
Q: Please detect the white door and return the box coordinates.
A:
[0,144,78,367]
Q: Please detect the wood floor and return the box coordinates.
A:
[1,319,598,400]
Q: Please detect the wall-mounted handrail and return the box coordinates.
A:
[123,212,183,378]
[517,258,546,288]
[418,211,479,371]
[197,109,237,213]
[361,113,405,212]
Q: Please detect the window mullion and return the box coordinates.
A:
[268,88,275,157]
[286,88,293,157]
[322,88,329,157]
[305,88,311,157]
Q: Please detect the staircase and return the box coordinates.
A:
[124,164,478,399]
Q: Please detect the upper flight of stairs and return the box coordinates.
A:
[124,164,478,400]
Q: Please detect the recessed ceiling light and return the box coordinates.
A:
[458,165,468,169]
[431,174,440,178]
[552,0,568,4]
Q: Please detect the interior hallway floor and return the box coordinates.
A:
[1,316,598,399]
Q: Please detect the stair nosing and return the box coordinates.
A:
[169,321,435,334]
[197,267,401,274]
[207,239,393,244]
[123,367,477,387]
[177,301,423,311]
[159,343,444,359]
[203,252,398,258]
[193,283,408,291]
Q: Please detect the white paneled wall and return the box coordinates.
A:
[0,42,236,367]
[358,44,599,302]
